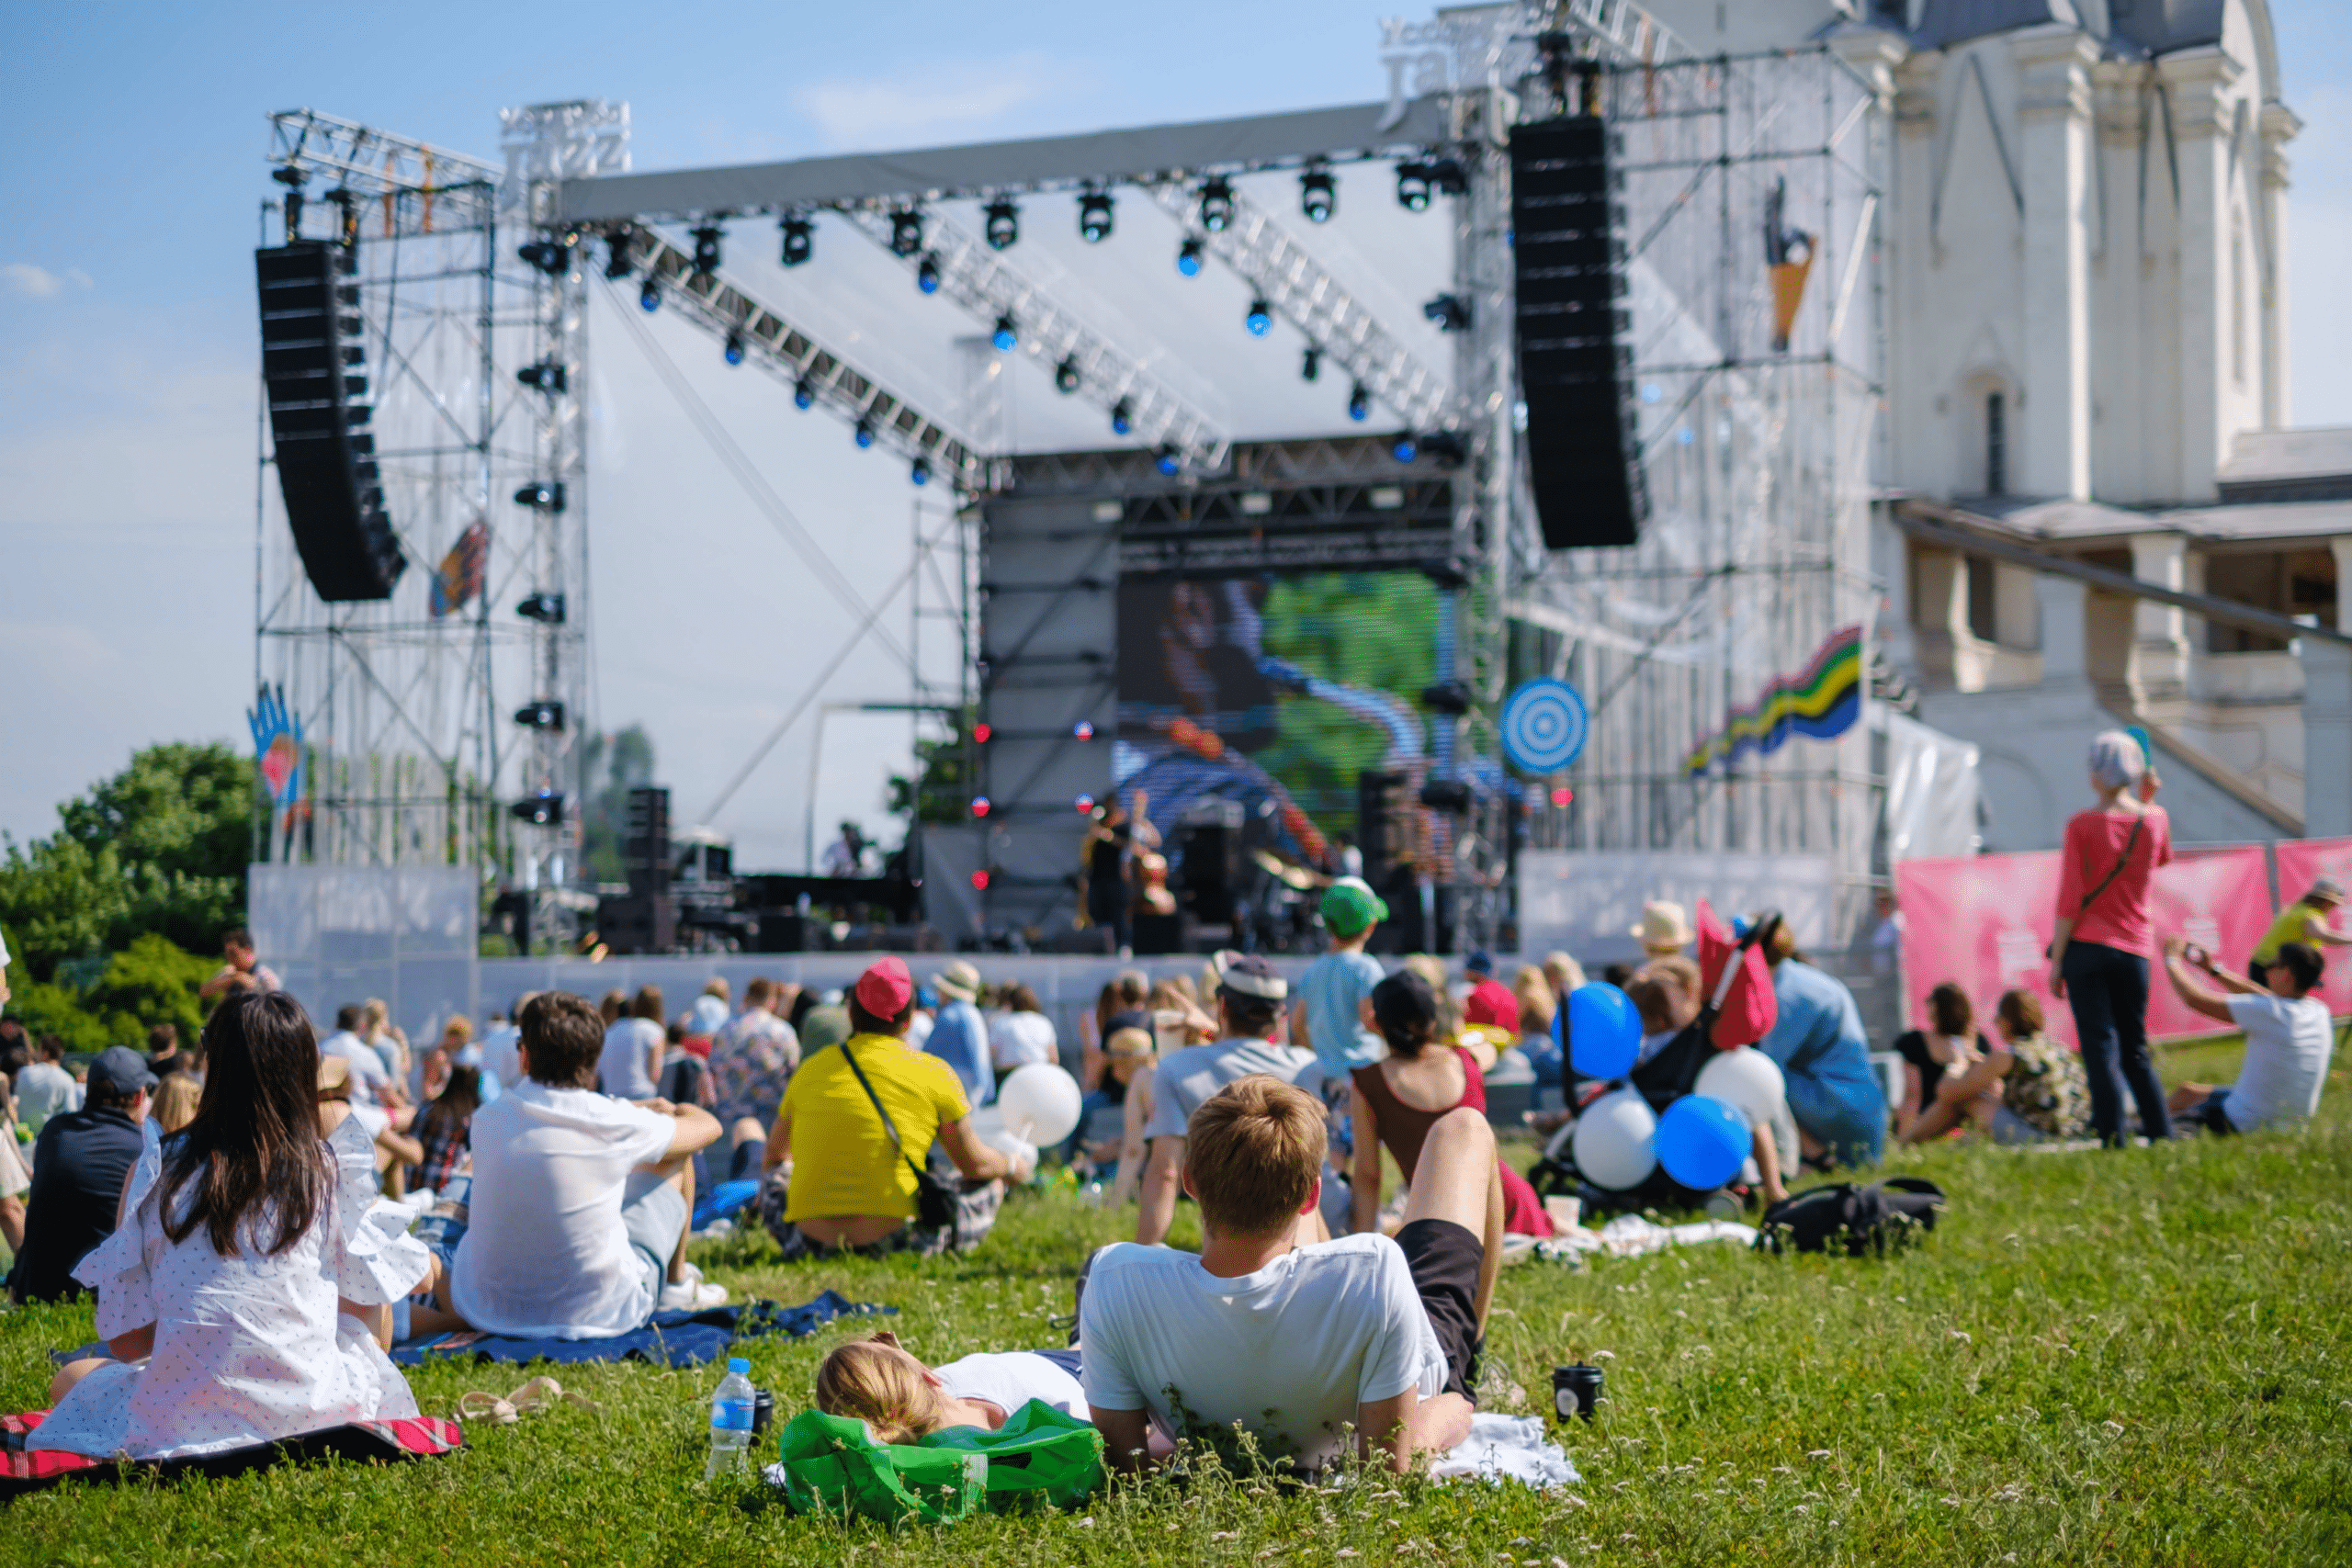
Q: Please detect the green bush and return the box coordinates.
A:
[81,933,213,1049]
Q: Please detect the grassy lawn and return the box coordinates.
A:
[3,1035,2346,1564]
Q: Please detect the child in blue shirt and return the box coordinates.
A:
[1295,879,1390,1080]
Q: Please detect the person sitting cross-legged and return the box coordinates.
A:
[1082,1074,1504,1477]
[422,991,727,1339]
[2161,938,2335,1135]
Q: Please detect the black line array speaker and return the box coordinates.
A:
[1511,115,1649,549]
[256,242,405,600]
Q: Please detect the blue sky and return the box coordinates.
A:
[3,1,2346,870]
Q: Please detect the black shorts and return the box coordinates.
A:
[2183,1090,2238,1136]
[1396,1217,1483,1404]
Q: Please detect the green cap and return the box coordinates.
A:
[1319,876,1388,937]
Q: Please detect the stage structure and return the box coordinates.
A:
[254,104,619,951]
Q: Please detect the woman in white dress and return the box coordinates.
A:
[31,991,433,1461]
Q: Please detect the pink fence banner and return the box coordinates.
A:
[1895,844,2275,1045]
[2272,837,2352,1017]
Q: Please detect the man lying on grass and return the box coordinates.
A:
[1080,1074,1504,1476]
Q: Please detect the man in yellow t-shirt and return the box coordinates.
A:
[2248,876,2352,983]
[763,956,1031,1260]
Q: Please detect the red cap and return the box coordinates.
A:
[854,955,914,1020]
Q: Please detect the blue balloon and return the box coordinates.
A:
[1567,983,1641,1080]
[1656,1094,1751,1190]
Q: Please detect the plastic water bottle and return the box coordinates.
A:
[703,1357,757,1481]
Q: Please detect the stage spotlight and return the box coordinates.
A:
[1426,157,1470,195]
[515,592,567,624]
[971,722,992,743]
[888,209,924,257]
[970,868,991,890]
[916,255,941,294]
[1078,190,1114,243]
[690,225,722,275]
[1300,166,1336,223]
[516,361,567,393]
[1420,430,1468,468]
[854,419,876,448]
[1244,298,1272,337]
[723,329,746,366]
[1176,236,1204,277]
[604,228,635,279]
[509,789,566,827]
[1110,399,1134,436]
[970,795,991,818]
[1396,163,1432,211]
[1392,431,1419,463]
[1301,345,1321,383]
[991,314,1018,352]
[1347,382,1372,422]
[1073,719,1096,740]
[1054,356,1081,394]
[910,457,933,487]
[1198,177,1235,232]
[513,701,566,730]
[639,277,661,312]
[1550,785,1575,807]
[1074,794,1095,813]
[983,198,1020,250]
[1422,293,1471,332]
[513,481,566,511]
[518,238,572,275]
[793,378,816,410]
[1155,444,1182,476]
[1421,680,1473,715]
[779,212,813,266]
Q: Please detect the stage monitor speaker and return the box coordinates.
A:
[1510,116,1649,549]
[256,243,405,600]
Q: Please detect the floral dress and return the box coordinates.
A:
[28,1112,433,1460]
[2000,1032,2092,1139]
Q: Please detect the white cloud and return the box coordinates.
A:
[794,53,1058,151]
[1,263,92,298]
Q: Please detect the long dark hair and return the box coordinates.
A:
[419,1064,483,1147]
[1370,971,1440,1060]
[160,991,329,1258]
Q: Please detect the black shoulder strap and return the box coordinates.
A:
[2074,813,2145,918]
[839,1038,927,1190]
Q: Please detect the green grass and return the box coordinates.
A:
[4,1037,2347,1564]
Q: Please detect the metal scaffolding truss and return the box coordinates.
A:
[1535,0,1692,67]
[835,205,1231,474]
[1143,181,1458,434]
[628,228,991,491]
[267,108,501,240]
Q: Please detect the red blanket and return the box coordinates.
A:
[0,1409,463,1498]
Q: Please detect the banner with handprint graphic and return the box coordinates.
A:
[247,684,306,831]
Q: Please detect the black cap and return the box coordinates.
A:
[89,1045,159,1100]
[1216,953,1288,1003]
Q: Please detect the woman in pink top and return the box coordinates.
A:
[2045,730,2173,1146]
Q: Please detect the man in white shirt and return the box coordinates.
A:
[598,986,665,1100]
[319,1004,411,1129]
[13,1034,84,1134]
[1081,1074,1502,1475]
[1135,954,1324,1247]
[432,991,726,1337]
[2161,938,2335,1134]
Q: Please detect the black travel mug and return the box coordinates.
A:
[1553,1363,1603,1421]
[752,1388,775,1435]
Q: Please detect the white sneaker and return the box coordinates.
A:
[660,1261,729,1311]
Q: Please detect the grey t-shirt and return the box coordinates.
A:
[1142,1037,1326,1143]
[2221,993,2334,1131]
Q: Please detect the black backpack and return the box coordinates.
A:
[1755,1177,1946,1257]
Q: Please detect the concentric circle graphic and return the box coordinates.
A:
[1499,677,1590,773]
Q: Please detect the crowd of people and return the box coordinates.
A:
[0,728,2336,1475]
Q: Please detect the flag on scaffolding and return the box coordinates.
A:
[1683,624,1863,775]
[430,519,489,619]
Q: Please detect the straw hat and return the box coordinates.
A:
[1630,899,1695,952]
[932,959,982,1002]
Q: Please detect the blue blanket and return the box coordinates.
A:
[388,1290,891,1369]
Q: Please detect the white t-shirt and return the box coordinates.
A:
[14,1060,83,1131]
[1079,1236,1446,1468]
[598,1017,663,1100]
[934,1350,1087,1424]
[1142,1037,1326,1143]
[480,1023,525,1092]
[320,1030,393,1105]
[448,1079,677,1338]
[2221,992,2335,1132]
[990,1011,1058,1071]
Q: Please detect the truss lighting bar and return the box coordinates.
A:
[838,206,1231,474]
[267,108,501,239]
[1536,0,1691,68]
[1141,181,1456,434]
[555,97,1451,226]
[629,229,989,491]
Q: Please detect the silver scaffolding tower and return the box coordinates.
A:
[255,105,619,951]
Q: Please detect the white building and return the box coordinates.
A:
[1645,0,2348,848]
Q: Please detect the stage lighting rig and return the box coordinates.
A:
[518,233,575,274]
[1422,293,1471,332]
[991,314,1018,351]
[916,255,942,294]
[1078,190,1114,243]
[779,212,813,266]
[639,277,661,312]
[514,481,566,511]
[1176,236,1204,276]
[910,457,933,487]
[514,701,566,730]
[1301,346,1322,382]
[604,228,635,278]
[1420,430,1468,468]
[1197,177,1235,233]
[854,419,876,448]
[1396,164,1431,212]
[515,592,567,625]
[888,209,925,257]
[510,790,566,827]
[793,378,816,410]
[1155,444,1182,476]
[690,224,722,276]
[983,198,1020,250]
[723,328,746,366]
[1348,383,1373,422]
[1300,166,1336,223]
[516,361,567,393]
[1245,299,1273,337]
[1392,431,1419,464]
[1054,356,1081,393]
[1110,399,1135,436]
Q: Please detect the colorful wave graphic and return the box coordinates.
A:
[1683,624,1863,775]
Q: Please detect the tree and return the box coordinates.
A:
[579,726,656,885]
[81,934,213,1049]
[888,712,979,826]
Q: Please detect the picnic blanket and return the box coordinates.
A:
[1430,1414,1582,1487]
[390,1290,890,1369]
[0,1410,462,1499]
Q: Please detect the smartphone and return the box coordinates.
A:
[2183,942,2211,970]
[2126,724,2153,763]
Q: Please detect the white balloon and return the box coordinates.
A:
[995,1063,1084,1146]
[1694,1047,1798,1171]
[1571,1088,1658,1190]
